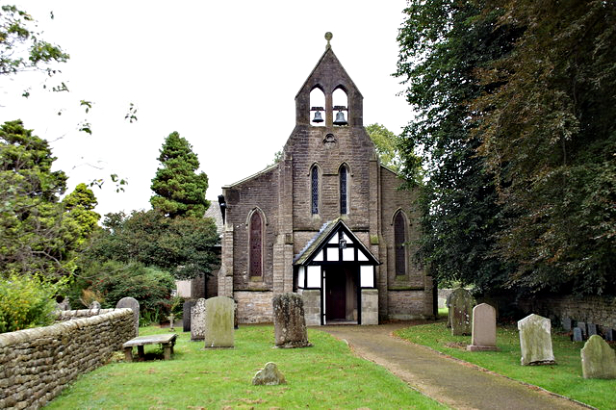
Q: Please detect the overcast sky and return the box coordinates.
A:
[1,1,413,217]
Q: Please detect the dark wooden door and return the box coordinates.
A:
[326,269,346,321]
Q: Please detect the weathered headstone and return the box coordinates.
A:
[581,335,616,379]
[605,328,614,342]
[183,300,196,332]
[116,297,140,336]
[449,288,475,336]
[467,303,498,351]
[561,317,572,331]
[252,362,287,386]
[89,301,101,310]
[573,327,583,342]
[577,322,587,339]
[445,292,453,328]
[190,298,207,341]
[55,297,70,311]
[204,296,234,348]
[273,293,312,348]
[518,314,556,366]
[588,323,598,337]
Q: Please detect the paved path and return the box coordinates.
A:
[320,323,591,410]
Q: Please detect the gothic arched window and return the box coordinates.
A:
[311,166,319,215]
[249,211,263,277]
[340,165,348,214]
[394,211,407,277]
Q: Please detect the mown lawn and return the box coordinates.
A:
[47,325,444,409]
[396,321,616,410]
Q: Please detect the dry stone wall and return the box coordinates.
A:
[518,295,616,330]
[0,309,135,409]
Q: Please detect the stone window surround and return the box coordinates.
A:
[393,209,410,278]
[246,207,266,280]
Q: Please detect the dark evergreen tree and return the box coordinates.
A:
[150,132,210,218]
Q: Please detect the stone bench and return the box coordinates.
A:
[123,334,177,362]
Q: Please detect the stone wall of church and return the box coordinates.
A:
[224,167,279,292]
[387,289,434,320]
[234,291,274,323]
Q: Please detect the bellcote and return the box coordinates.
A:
[295,33,364,127]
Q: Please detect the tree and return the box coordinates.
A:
[0,119,79,278]
[62,183,101,248]
[366,123,403,172]
[472,0,616,295]
[150,132,210,218]
[395,0,519,292]
[84,210,219,281]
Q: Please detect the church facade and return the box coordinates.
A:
[217,38,434,325]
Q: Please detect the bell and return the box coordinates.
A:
[312,111,324,123]
[333,110,348,126]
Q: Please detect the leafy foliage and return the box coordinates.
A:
[84,210,219,280]
[366,123,403,172]
[0,275,62,333]
[150,132,210,218]
[395,0,517,291]
[62,183,101,248]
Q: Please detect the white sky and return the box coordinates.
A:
[1,1,412,217]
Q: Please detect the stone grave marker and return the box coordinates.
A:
[581,335,616,379]
[449,288,475,336]
[252,362,287,385]
[273,293,312,348]
[467,303,498,351]
[191,298,207,341]
[183,300,196,332]
[518,314,556,366]
[588,323,598,337]
[89,301,101,310]
[561,317,572,331]
[116,297,140,336]
[577,322,587,339]
[605,328,614,342]
[573,327,583,342]
[204,296,234,348]
[445,292,453,328]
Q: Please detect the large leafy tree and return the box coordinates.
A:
[150,132,210,218]
[473,0,616,295]
[62,182,101,248]
[0,120,87,278]
[366,123,403,173]
[84,210,219,280]
[395,0,519,292]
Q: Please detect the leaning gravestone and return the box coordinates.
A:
[252,362,287,386]
[183,300,196,332]
[204,296,234,348]
[116,297,140,336]
[467,303,498,351]
[273,293,312,348]
[449,288,475,336]
[191,298,207,341]
[518,314,556,366]
[581,335,616,379]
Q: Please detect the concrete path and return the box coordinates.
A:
[320,323,591,410]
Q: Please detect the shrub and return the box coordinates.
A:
[0,275,61,333]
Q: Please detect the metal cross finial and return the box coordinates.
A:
[325,32,333,49]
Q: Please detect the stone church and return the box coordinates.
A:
[216,35,434,325]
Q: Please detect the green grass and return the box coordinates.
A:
[396,321,616,409]
[48,325,444,409]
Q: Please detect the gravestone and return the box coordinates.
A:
[467,303,498,351]
[272,293,312,348]
[116,297,140,336]
[588,323,598,337]
[605,329,614,342]
[577,322,587,339]
[518,314,556,366]
[89,301,101,310]
[55,297,70,311]
[183,300,196,332]
[561,317,572,331]
[191,298,207,341]
[252,362,286,386]
[204,296,234,348]
[581,335,616,379]
[445,292,453,328]
[573,327,583,342]
[449,288,475,336]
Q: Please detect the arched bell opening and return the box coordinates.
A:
[310,87,326,126]
[332,87,349,126]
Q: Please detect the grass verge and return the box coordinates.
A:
[395,321,616,409]
[47,325,444,409]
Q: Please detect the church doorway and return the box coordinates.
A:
[324,264,358,323]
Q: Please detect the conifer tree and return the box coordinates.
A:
[150,131,210,218]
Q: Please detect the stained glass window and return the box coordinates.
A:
[340,165,348,214]
[250,212,262,277]
[394,212,406,276]
[311,167,319,214]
